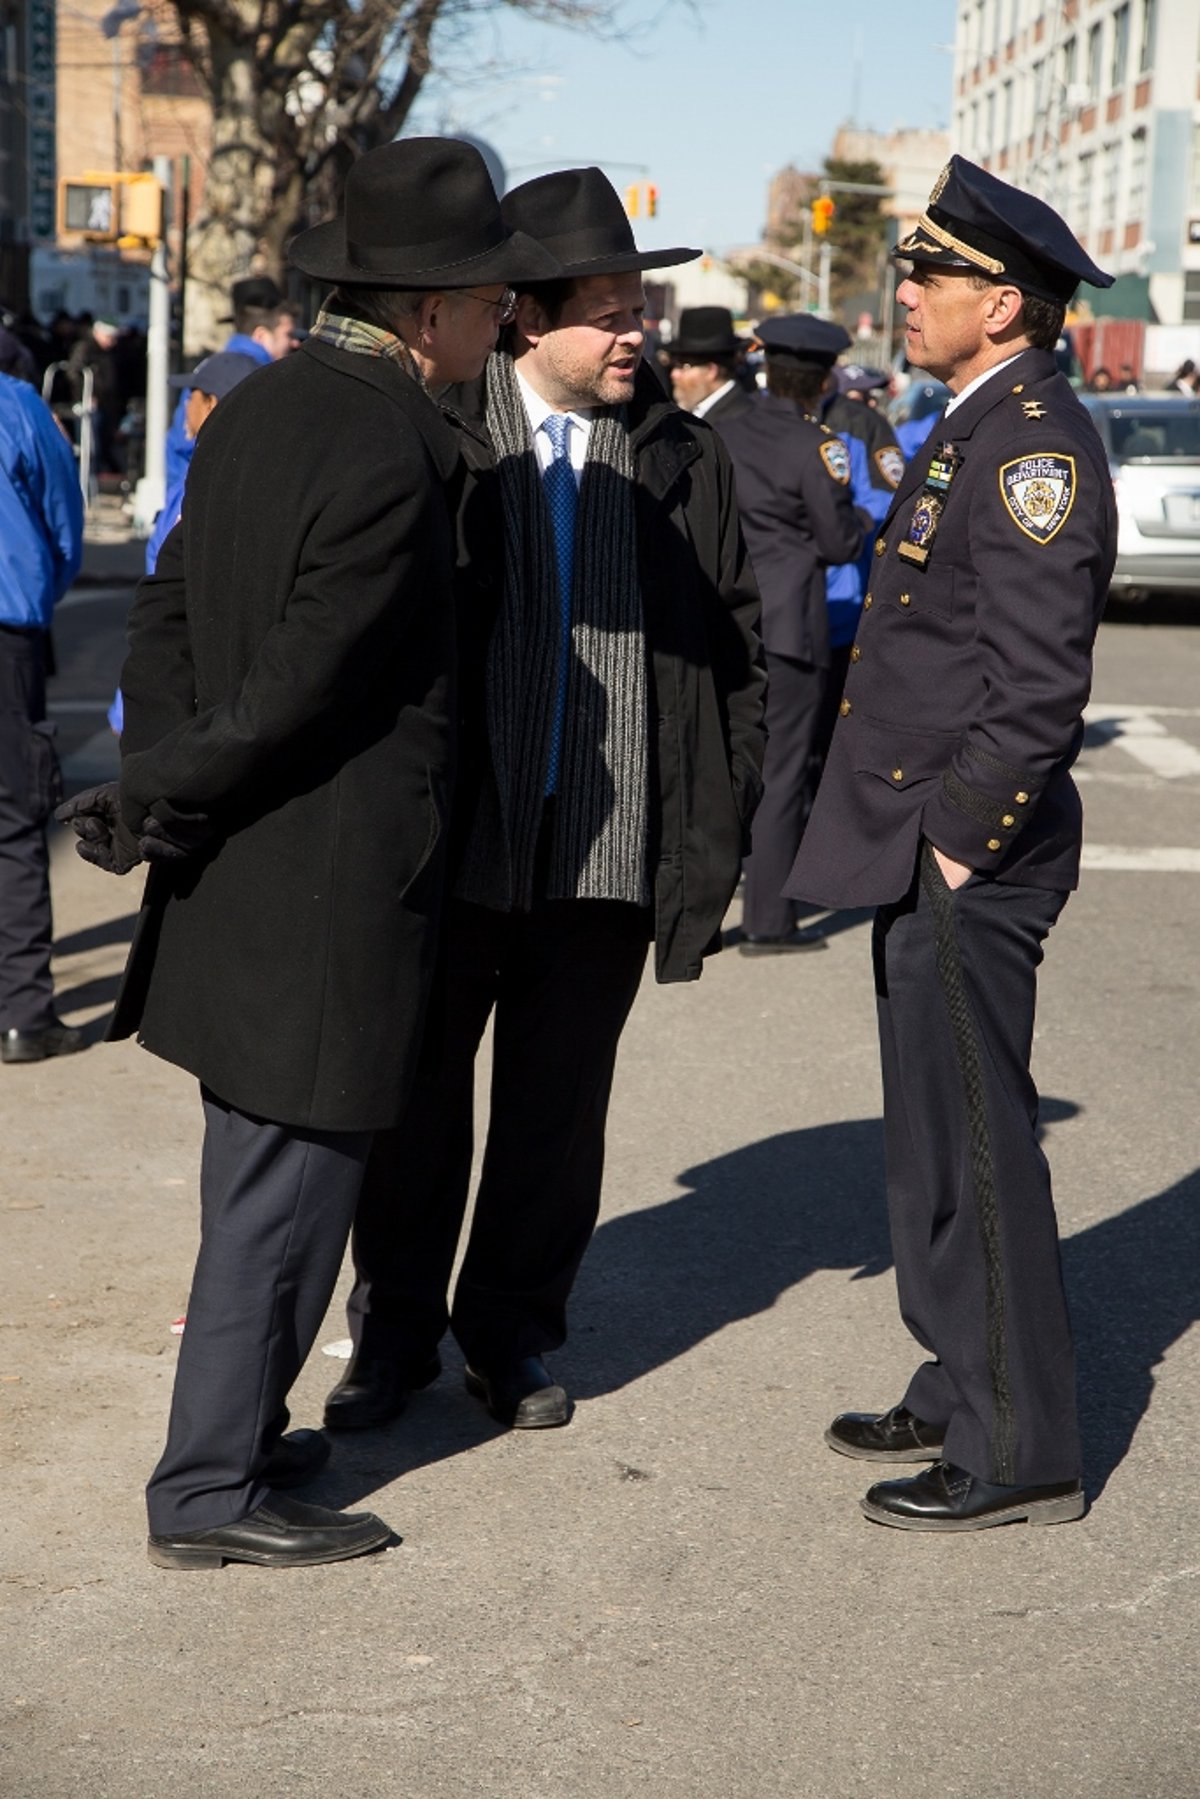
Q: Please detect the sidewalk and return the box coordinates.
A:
[0,633,1195,1796]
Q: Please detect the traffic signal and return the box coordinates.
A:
[646,184,659,218]
[812,194,836,236]
[58,172,164,245]
[59,178,120,241]
[624,183,641,218]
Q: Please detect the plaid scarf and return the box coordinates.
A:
[308,308,421,382]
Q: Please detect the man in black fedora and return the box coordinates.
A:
[60,138,560,1570]
[326,165,766,1435]
[667,306,752,423]
[790,157,1117,1530]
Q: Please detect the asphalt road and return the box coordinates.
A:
[0,582,1196,1798]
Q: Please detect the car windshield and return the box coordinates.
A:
[1108,410,1200,461]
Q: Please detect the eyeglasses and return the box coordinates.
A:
[458,287,518,325]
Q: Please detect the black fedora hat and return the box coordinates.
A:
[669,306,746,360]
[289,138,561,288]
[500,168,700,277]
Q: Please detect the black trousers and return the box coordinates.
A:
[146,1090,372,1535]
[0,629,59,1032]
[742,650,827,938]
[874,846,1079,1486]
[346,896,649,1369]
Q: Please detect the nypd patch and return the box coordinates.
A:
[999,453,1076,543]
[875,445,905,489]
[819,438,851,484]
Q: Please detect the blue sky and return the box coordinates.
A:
[413,0,958,253]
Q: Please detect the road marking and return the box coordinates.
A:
[1084,703,1200,778]
[1082,846,1200,872]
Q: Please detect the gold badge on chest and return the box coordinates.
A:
[897,442,962,568]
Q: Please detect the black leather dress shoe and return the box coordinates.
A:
[825,1402,945,1462]
[737,928,826,955]
[147,1492,393,1569]
[861,1461,1085,1531]
[323,1352,441,1430]
[464,1355,571,1428]
[1,1021,85,1064]
[263,1428,330,1488]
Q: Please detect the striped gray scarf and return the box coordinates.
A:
[455,350,649,912]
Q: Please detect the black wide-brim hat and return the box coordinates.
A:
[289,138,561,288]
[669,307,747,359]
[894,154,1113,303]
[500,168,700,277]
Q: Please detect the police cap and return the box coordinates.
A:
[753,315,852,367]
[895,155,1113,303]
[169,350,260,399]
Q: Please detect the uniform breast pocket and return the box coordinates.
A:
[889,563,957,622]
[853,716,959,790]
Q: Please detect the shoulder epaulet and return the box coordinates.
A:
[1009,381,1051,423]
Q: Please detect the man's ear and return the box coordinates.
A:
[984,283,1026,341]
[514,292,552,347]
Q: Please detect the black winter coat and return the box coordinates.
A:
[109,340,460,1130]
[442,361,767,983]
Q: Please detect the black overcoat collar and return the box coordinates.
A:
[299,336,460,481]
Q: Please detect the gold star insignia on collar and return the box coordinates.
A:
[1021,400,1047,420]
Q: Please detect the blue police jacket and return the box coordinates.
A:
[826,430,894,648]
[163,331,272,492]
[0,372,84,628]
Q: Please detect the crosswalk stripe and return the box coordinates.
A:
[1082,846,1200,873]
[1084,703,1200,779]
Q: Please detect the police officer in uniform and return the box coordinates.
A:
[789,158,1117,1529]
[715,316,864,952]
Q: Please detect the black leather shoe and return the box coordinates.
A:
[464,1355,571,1428]
[825,1402,945,1462]
[323,1352,441,1430]
[861,1461,1085,1532]
[738,928,826,955]
[263,1428,330,1488]
[147,1492,393,1569]
[1,1021,85,1064]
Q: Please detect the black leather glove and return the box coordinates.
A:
[138,810,214,861]
[55,784,143,876]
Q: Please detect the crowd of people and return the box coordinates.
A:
[4,138,1123,1567]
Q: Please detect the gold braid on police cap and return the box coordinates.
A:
[913,210,1006,276]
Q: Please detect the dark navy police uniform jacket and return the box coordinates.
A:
[787,347,1117,911]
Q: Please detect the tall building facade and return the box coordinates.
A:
[0,0,58,308]
[952,0,1200,324]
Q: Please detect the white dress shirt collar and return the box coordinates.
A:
[942,353,1025,418]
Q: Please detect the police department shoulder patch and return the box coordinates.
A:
[819,438,851,484]
[875,445,905,488]
[998,453,1076,543]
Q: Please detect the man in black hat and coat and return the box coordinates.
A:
[714,315,865,953]
[791,156,1118,1530]
[326,167,766,1435]
[60,139,560,1570]
[667,306,753,424]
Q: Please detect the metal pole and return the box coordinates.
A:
[112,35,122,171]
[132,154,171,535]
[818,240,832,319]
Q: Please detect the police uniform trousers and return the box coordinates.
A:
[742,651,827,939]
[0,628,59,1032]
[146,1091,372,1535]
[874,844,1080,1487]
[345,892,650,1371]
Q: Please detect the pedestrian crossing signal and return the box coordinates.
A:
[58,172,164,246]
[59,180,120,241]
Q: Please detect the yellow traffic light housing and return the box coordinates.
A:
[646,184,659,218]
[58,171,164,246]
[624,183,641,218]
[812,195,836,236]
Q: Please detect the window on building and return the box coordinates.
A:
[1009,0,1021,40]
[985,88,996,152]
[1087,21,1104,96]
[1075,152,1095,236]
[1139,0,1156,72]
[1111,4,1130,88]
[1184,273,1200,324]
[1003,79,1015,141]
[139,43,204,98]
[1061,34,1078,90]
[992,0,1003,52]
[1100,141,1122,219]
[1190,122,1200,213]
[1128,131,1147,218]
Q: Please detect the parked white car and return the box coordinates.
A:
[1079,394,1200,602]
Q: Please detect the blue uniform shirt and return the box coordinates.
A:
[0,372,84,628]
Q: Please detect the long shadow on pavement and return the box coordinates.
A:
[298,1108,1200,1511]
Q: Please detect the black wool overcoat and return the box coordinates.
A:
[108,340,460,1131]
[442,361,767,983]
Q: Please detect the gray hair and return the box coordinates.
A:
[327,284,430,334]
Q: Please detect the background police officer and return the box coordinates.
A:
[715,315,864,952]
[790,157,1118,1530]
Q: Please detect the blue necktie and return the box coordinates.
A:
[541,412,576,796]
